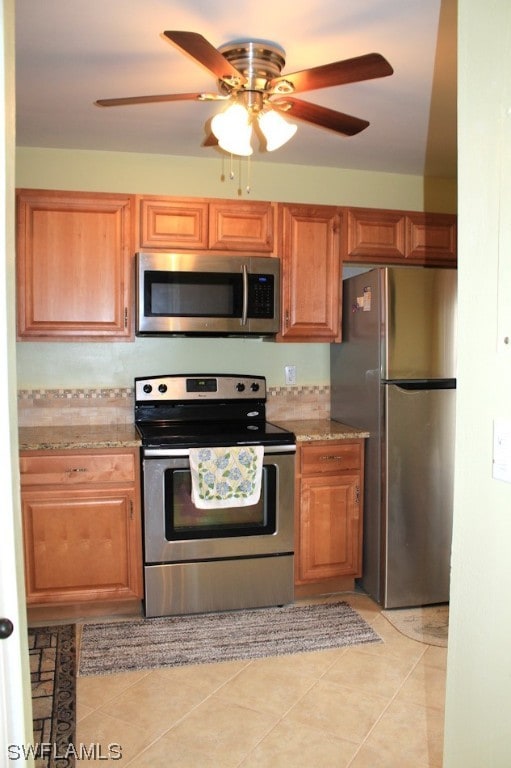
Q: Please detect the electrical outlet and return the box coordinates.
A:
[285,365,297,386]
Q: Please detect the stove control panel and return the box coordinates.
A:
[135,374,266,402]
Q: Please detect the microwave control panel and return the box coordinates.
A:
[248,274,274,317]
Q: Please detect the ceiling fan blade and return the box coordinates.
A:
[203,132,218,147]
[269,53,393,94]
[95,92,222,107]
[272,97,369,136]
[163,31,246,88]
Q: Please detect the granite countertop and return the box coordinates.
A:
[18,424,141,451]
[274,419,369,442]
[19,419,368,452]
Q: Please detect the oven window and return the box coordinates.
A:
[145,271,243,318]
[164,465,277,539]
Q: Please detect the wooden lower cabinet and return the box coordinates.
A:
[20,447,143,605]
[295,439,364,587]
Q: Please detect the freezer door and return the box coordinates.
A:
[382,382,455,608]
[382,267,457,380]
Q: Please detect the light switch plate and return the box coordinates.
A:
[493,420,511,483]
[285,365,297,386]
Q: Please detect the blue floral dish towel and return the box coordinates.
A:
[189,446,264,508]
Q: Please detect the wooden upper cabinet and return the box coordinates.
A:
[136,196,275,254]
[278,204,342,342]
[345,208,406,261]
[208,200,275,253]
[16,189,134,340]
[137,196,209,250]
[405,212,457,264]
[344,207,457,266]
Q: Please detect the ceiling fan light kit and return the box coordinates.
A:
[211,98,298,155]
[211,102,254,156]
[258,109,298,151]
[95,30,393,160]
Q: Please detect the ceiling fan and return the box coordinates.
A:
[95,30,393,156]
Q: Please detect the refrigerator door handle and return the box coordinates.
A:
[384,379,456,391]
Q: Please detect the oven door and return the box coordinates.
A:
[142,446,295,563]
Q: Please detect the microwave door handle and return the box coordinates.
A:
[241,264,248,326]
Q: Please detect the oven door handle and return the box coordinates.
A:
[241,264,248,327]
[143,444,296,457]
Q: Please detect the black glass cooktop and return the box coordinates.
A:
[136,419,295,449]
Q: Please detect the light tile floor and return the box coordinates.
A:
[76,593,446,767]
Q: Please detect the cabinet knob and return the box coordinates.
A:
[0,618,14,639]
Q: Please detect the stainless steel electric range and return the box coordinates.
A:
[135,374,296,617]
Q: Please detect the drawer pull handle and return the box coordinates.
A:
[69,467,88,473]
[319,455,341,461]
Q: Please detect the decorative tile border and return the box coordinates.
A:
[18,387,133,400]
[268,385,330,396]
[17,385,331,427]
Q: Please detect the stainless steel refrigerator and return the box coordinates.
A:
[330,266,457,608]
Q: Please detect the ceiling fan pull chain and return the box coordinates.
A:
[237,156,243,196]
[230,154,235,180]
[246,155,251,195]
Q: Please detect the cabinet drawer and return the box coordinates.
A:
[20,452,136,486]
[301,442,361,474]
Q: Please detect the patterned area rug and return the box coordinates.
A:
[28,624,76,768]
[382,604,449,647]
[79,601,382,676]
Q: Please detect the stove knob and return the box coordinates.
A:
[143,384,152,394]
[236,383,246,392]
[251,382,260,392]
[158,384,168,394]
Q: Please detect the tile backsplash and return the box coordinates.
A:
[17,385,330,427]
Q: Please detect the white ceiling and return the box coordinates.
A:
[15,0,457,178]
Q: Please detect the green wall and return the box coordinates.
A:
[15,147,457,390]
[444,0,511,764]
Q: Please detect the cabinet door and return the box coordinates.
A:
[16,190,133,340]
[298,473,362,581]
[136,196,209,249]
[344,207,406,262]
[22,486,142,604]
[405,212,457,265]
[343,206,457,266]
[208,200,275,253]
[279,204,341,341]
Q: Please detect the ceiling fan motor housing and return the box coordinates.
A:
[217,39,289,101]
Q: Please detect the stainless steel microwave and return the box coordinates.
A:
[136,252,280,336]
